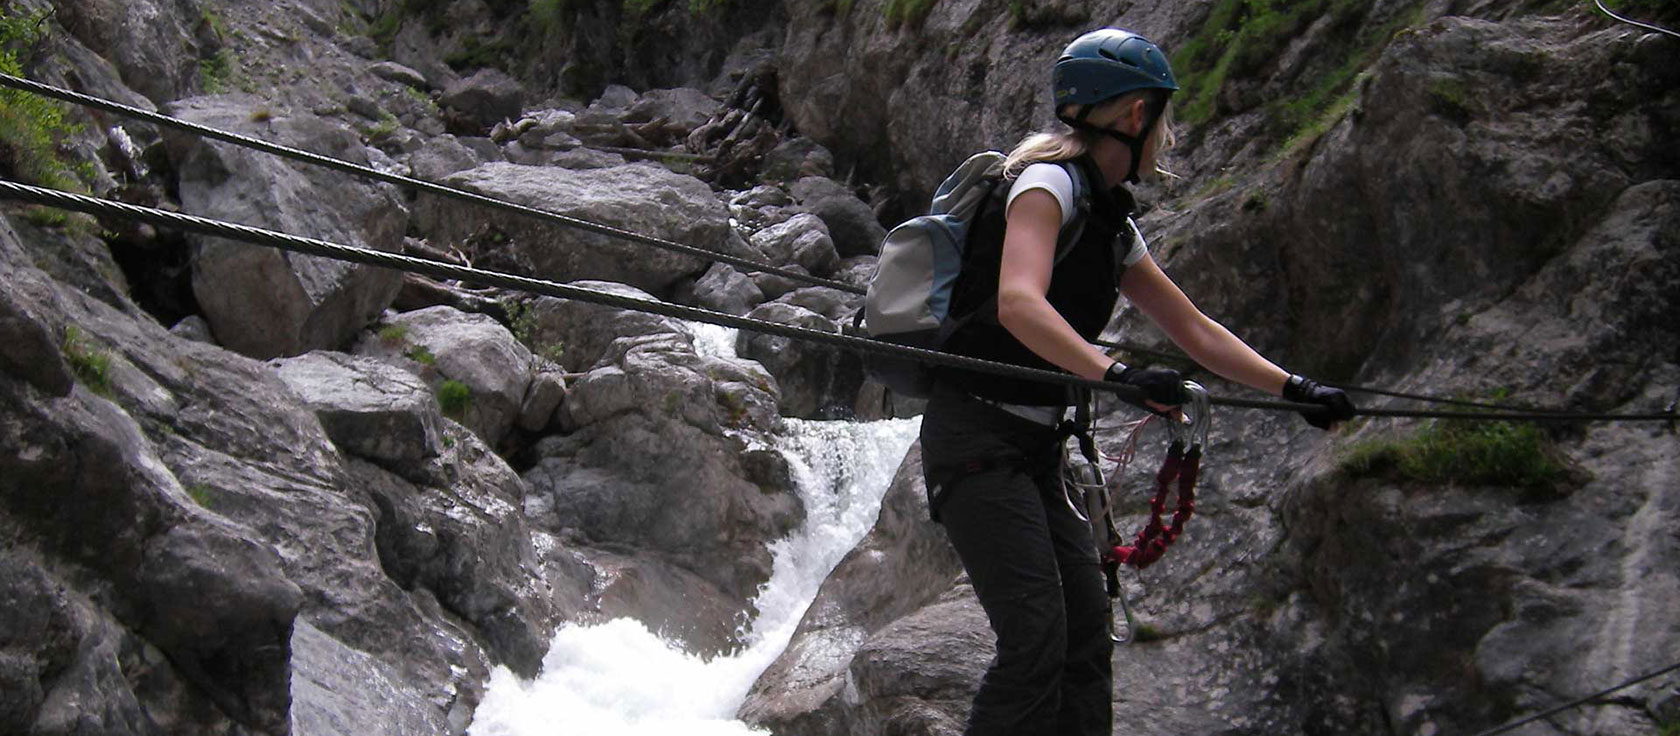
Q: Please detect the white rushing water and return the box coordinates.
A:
[467,324,920,736]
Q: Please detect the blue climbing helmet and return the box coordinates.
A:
[1051,28,1179,183]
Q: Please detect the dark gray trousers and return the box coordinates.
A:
[922,385,1113,736]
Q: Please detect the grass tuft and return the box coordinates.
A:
[63,325,114,396]
[1338,415,1565,490]
[437,379,472,419]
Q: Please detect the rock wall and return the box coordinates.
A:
[0,0,1676,734]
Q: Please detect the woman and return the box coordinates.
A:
[920,28,1355,736]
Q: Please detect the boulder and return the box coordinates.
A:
[350,443,565,677]
[750,213,840,276]
[290,620,449,736]
[526,329,798,613]
[415,163,728,298]
[351,306,535,448]
[509,283,686,372]
[369,61,429,90]
[162,95,408,360]
[790,177,886,259]
[407,134,484,182]
[440,68,527,132]
[691,263,766,316]
[268,351,445,468]
[737,302,864,419]
[53,0,202,102]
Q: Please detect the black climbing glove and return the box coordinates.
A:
[1283,374,1356,430]
[1104,363,1188,409]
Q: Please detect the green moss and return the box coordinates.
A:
[436,379,472,419]
[1425,75,1476,123]
[63,325,114,396]
[185,484,216,507]
[883,0,937,26]
[1131,623,1166,642]
[1339,416,1565,489]
[1172,0,1420,144]
[406,344,437,366]
[362,111,400,141]
[378,324,409,347]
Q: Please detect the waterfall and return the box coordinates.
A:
[467,324,920,736]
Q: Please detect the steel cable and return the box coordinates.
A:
[8,72,1670,422]
[7,180,1677,424]
[0,72,865,295]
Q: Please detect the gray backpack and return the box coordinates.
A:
[856,151,1089,399]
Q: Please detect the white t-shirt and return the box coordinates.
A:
[1005,162,1149,268]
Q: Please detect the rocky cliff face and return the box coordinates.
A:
[0,0,1675,734]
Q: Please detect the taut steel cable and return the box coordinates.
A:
[0,72,863,295]
[6,180,1676,424]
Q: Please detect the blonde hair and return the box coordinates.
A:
[1003,91,1176,180]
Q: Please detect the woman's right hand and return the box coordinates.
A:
[1104,363,1187,413]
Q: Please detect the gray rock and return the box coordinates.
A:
[416,163,727,298]
[349,445,567,677]
[369,61,430,90]
[737,302,864,419]
[440,68,526,132]
[750,212,839,275]
[0,236,73,397]
[54,0,200,102]
[762,137,836,182]
[692,263,766,316]
[790,177,885,259]
[773,287,857,323]
[269,351,444,467]
[585,549,754,658]
[518,364,568,432]
[511,283,685,372]
[352,306,535,448]
[408,134,484,182]
[162,96,408,360]
[751,264,811,301]
[290,620,449,736]
[741,444,965,732]
[593,83,640,112]
[168,315,217,345]
[528,329,797,610]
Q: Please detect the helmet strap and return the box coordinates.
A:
[1058,94,1167,184]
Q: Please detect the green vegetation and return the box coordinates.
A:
[378,324,410,346]
[0,7,89,192]
[63,325,114,396]
[504,299,566,366]
[1131,623,1165,643]
[198,48,242,94]
[406,344,437,366]
[1171,0,1424,151]
[1338,414,1565,489]
[362,110,400,141]
[1425,75,1475,123]
[185,484,216,507]
[21,205,68,228]
[883,0,936,26]
[437,379,472,419]
[1657,719,1679,736]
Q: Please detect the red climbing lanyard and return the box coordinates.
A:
[1109,438,1200,569]
[1063,382,1211,642]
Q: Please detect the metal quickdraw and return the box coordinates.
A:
[1060,382,1211,643]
